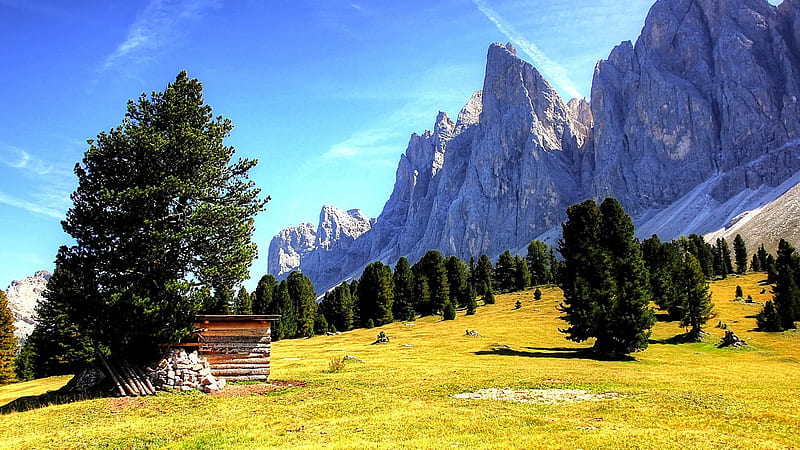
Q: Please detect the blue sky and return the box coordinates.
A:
[0,0,781,291]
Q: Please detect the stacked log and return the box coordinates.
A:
[145,349,226,393]
[196,318,272,382]
[99,356,157,397]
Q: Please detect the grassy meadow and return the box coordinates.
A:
[1,273,798,449]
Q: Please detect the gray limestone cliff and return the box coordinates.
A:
[5,270,50,341]
[269,0,800,294]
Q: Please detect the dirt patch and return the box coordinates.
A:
[210,380,307,398]
[452,388,625,405]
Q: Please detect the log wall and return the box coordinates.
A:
[194,315,280,382]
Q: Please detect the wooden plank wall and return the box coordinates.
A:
[195,319,272,382]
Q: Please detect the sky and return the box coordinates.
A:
[0,0,782,291]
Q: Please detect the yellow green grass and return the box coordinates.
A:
[1,273,798,449]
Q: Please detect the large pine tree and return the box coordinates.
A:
[287,272,317,337]
[357,261,394,326]
[559,198,655,355]
[252,274,277,315]
[770,239,800,330]
[413,251,449,316]
[733,234,748,274]
[31,72,267,367]
[473,254,493,296]
[0,290,16,384]
[392,257,416,321]
[493,250,516,292]
[677,253,714,339]
[526,240,553,286]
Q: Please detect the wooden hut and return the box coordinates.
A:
[191,315,280,382]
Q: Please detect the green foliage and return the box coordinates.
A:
[642,236,685,319]
[314,314,329,336]
[357,261,394,326]
[442,302,456,320]
[735,285,744,299]
[234,286,252,314]
[483,283,495,305]
[445,256,470,308]
[392,257,416,321]
[513,255,530,291]
[413,251,449,316]
[677,254,714,337]
[558,198,655,355]
[473,254,493,296]
[14,337,35,382]
[751,253,762,273]
[252,274,277,315]
[770,239,800,330]
[686,234,716,278]
[756,301,782,331]
[287,272,317,337]
[493,250,516,292]
[319,282,355,332]
[757,245,770,272]
[713,238,734,279]
[0,290,16,384]
[274,281,296,340]
[30,71,267,368]
[465,284,477,315]
[534,288,542,301]
[526,240,553,285]
[366,319,374,329]
[733,234,748,274]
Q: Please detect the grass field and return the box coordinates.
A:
[0,273,798,449]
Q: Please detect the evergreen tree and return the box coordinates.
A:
[442,301,456,320]
[358,261,394,326]
[559,198,655,355]
[514,255,531,291]
[234,286,252,314]
[274,281,296,340]
[643,238,683,319]
[413,275,430,317]
[733,234,748,274]
[713,238,734,278]
[526,240,552,285]
[445,256,470,308]
[465,284,478,315]
[757,244,770,270]
[0,290,16,384]
[253,274,277,315]
[314,313,329,335]
[687,234,715,278]
[474,254,493,295]
[319,282,355,332]
[287,272,317,337]
[766,254,778,284]
[413,251,449,315]
[751,253,762,273]
[677,254,714,339]
[756,300,781,331]
[534,288,542,301]
[770,239,800,330]
[483,282,496,305]
[31,72,267,366]
[393,257,416,321]
[493,250,516,292]
[735,285,744,299]
[15,337,35,381]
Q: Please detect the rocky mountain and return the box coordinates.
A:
[269,0,800,293]
[5,270,50,341]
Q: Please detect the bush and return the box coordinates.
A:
[735,285,743,299]
[514,300,522,309]
[326,356,346,372]
[756,301,782,331]
[366,319,374,329]
[443,302,456,320]
[534,288,542,301]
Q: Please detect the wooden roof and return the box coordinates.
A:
[195,315,281,322]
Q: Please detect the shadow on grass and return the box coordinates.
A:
[0,387,106,414]
[649,333,701,345]
[473,346,635,361]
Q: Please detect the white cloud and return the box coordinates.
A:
[0,143,54,176]
[0,191,64,219]
[100,0,220,73]
[472,0,584,100]
[0,142,75,219]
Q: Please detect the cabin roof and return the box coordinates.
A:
[195,314,281,322]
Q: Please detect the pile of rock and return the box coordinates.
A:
[145,349,227,393]
[718,330,748,348]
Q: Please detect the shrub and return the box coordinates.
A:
[735,285,743,299]
[514,300,522,309]
[534,288,542,301]
[443,302,456,320]
[327,356,346,372]
[366,319,374,329]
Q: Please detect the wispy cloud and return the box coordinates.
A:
[472,0,584,99]
[323,128,403,161]
[0,143,75,219]
[100,0,220,73]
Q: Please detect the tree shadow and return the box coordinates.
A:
[473,346,635,362]
[649,333,701,345]
[0,388,106,414]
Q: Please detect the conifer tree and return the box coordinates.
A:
[0,290,16,384]
[751,253,762,273]
[319,282,355,332]
[677,254,714,339]
[559,198,655,355]
[31,72,267,365]
[234,286,252,314]
[687,234,716,278]
[413,275,430,317]
[514,255,530,291]
[413,251,449,315]
[273,281,295,339]
[757,244,770,271]
[445,256,470,307]
[534,288,542,301]
[253,274,277,315]
[714,238,734,278]
[442,301,456,320]
[474,254,493,295]
[770,239,800,330]
[756,300,781,331]
[733,234,748,274]
[483,282,496,305]
[493,250,516,292]
[465,284,478,315]
[393,257,416,322]
[526,240,552,285]
[287,272,317,337]
[358,261,394,326]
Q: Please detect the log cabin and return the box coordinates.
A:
[188,315,280,382]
